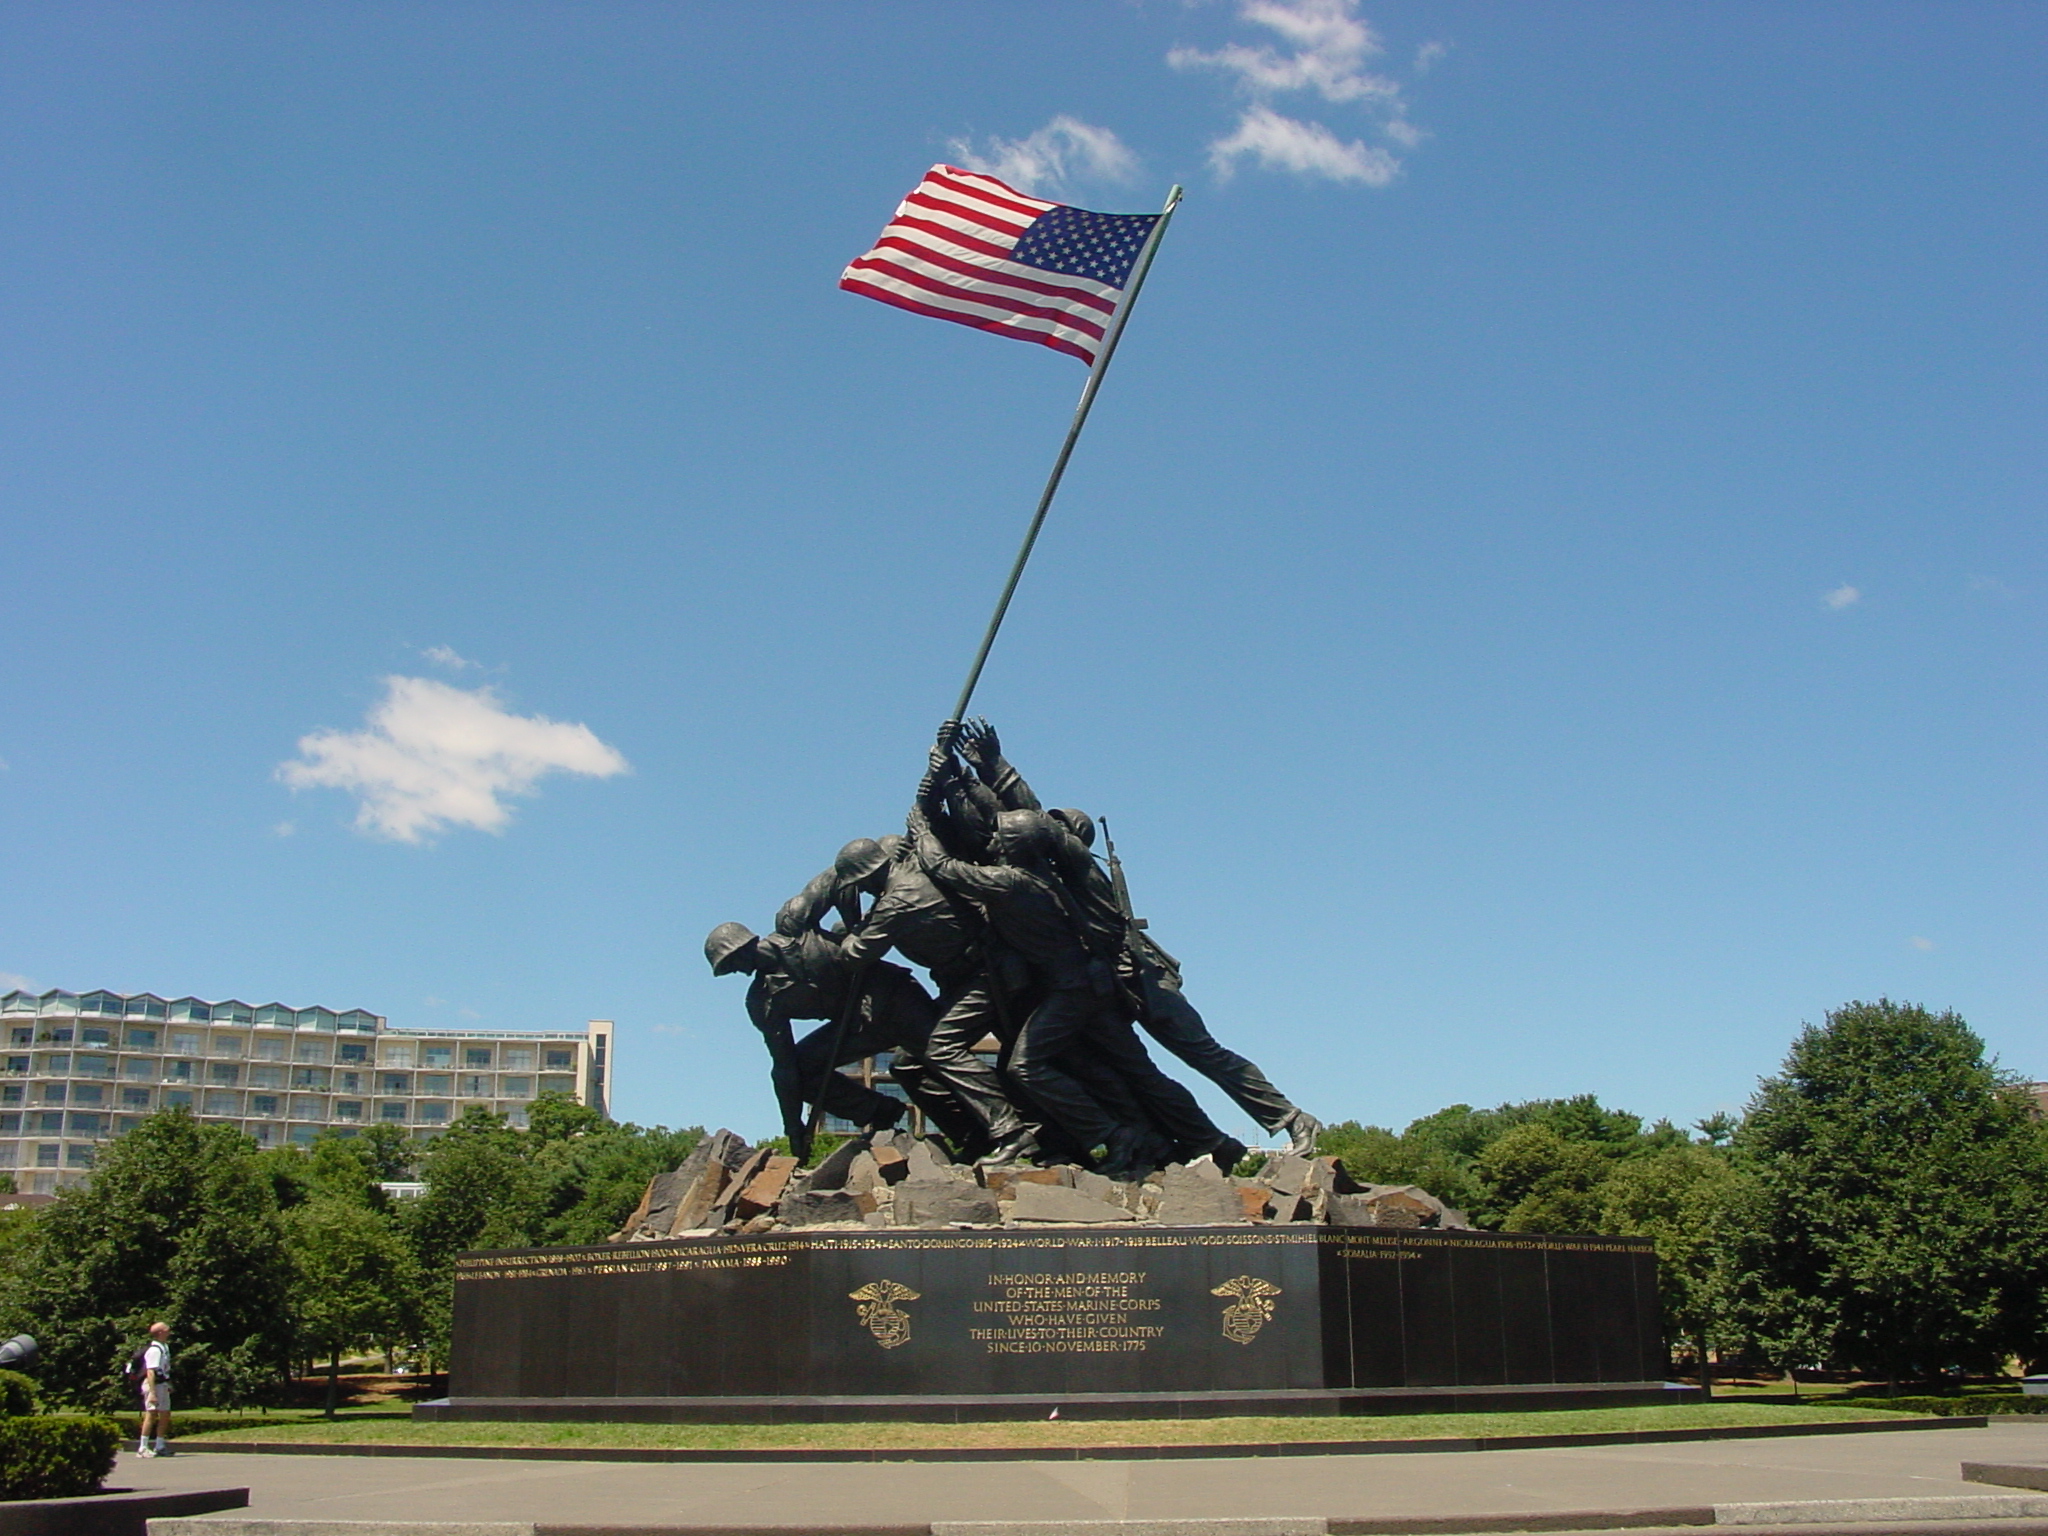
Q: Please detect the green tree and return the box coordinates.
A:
[1476,1122,1610,1232]
[285,1197,417,1416]
[399,1108,545,1367]
[1601,1143,1754,1392]
[1734,999,2048,1387]
[0,1109,293,1407]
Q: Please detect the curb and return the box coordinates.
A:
[141,1499,2048,1536]
[1964,1468,2048,1494]
[0,1488,247,1536]
[159,1416,1986,1466]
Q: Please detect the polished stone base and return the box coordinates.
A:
[429,1225,1666,1422]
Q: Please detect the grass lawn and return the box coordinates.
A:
[176,1400,1923,1452]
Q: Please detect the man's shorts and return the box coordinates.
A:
[142,1384,169,1413]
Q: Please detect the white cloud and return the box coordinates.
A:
[423,645,482,672]
[0,972,37,994]
[948,116,1139,198]
[1823,584,1861,610]
[1909,936,1936,952]
[1171,0,1420,186]
[1170,0,1396,103]
[1209,106,1400,185]
[1414,40,1448,73]
[278,675,629,843]
[271,820,297,838]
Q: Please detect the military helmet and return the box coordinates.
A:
[993,809,1053,863]
[704,921,758,976]
[833,838,890,884]
[1049,808,1096,848]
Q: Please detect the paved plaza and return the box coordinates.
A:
[115,1421,2048,1531]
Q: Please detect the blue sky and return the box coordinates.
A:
[3,2,2043,1145]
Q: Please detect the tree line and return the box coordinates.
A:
[0,1094,701,1411]
[2,997,2044,1406]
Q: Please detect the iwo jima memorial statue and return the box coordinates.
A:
[425,168,1671,1423]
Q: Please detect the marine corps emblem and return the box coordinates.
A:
[1211,1275,1281,1345]
[849,1279,920,1349]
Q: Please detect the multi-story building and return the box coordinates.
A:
[0,988,613,1192]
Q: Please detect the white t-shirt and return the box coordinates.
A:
[143,1340,169,1380]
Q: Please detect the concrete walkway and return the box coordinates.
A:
[111,1421,2048,1531]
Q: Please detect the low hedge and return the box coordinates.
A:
[1830,1394,2048,1416]
[0,1415,122,1501]
[0,1369,36,1417]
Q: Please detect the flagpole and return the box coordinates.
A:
[944,183,1185,728]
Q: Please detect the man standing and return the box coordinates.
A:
[137,1320,170,1457]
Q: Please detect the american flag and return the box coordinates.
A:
[840,165,1161,366]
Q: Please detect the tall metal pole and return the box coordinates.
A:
[945,183,1184,726]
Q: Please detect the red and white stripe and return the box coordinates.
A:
[840,165,1123,365]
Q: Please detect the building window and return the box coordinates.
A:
[0,1113,19,1134]
[122,1058,153,1080]
[418,1102,450,1123]
[378,1102,407,1122]
[248,1123,274,1146]
[34,1110,64,1133]
[72,1083,104,1105]
[459,1074,490,1098]
[40,1084,66,1104]
[290,1096,326,1122]
[463,1046,492,1068]
[170,1031,201,1055]
[291,1067,329,1090]
[8,1027,31,1045]
[80,1027,111,1045]
[211,1035,245,1058]
[1,1085,20,1106]
[66,1144,96,1168]
[544,1049,573,1070]
[76,1053,113,1079]
[337,1041,368,1064]
[122,1087,150,1108]
[253,1037,288,1062]
[210,1063,240,1086]
[163,1089,194,1109]
[250,1095,280,1117]
[5,1056,26,1075]
[36,1145,60,1167]
[250,1065,287,1089]
[419,1074,452,1096]
[288,1126,318,1146]
[165,1060,194,1082]
[423,1046,453,1068]
[204,1090,240,1116]
[501,1076,533,1099]
[334,1100,364,1121]
[294,1039,330,1065]
[335,1071,361,1094]
[379,1044,415,1068]
[39,1055,69,1075]
[68,1112,103,1135]
[502,1047,534,1070]
[538,1074,575,1096]
[125,1028,158,1050]
[44,1028,75,1043]
[378,1072,411,1095]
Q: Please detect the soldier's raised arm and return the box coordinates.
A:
[957,718,1041,811]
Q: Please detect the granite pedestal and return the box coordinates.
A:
[419,1225,1676,1423]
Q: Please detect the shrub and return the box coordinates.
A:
[1829,1394,2048,1416]
[0,1416,122,1500]
[0,1369,37,1416]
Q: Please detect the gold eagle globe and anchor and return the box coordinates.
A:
[849,1279,921,1349]
[1211,1275,1282,1344]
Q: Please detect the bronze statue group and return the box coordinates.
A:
[706,721,1320,1181]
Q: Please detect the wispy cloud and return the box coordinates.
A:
[1823,584,1861,610]
[1909,936,1936,952]
[1209,106,1399,185]
[0,972,37,994]
[271,820,297,838]
[948,115,1139,197]
[278,675,629,843]
[1172,0,1421,185]
[1414,40,1448,74]
[422,645,482,672]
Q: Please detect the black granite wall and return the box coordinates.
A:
[447,1226,1662,1403]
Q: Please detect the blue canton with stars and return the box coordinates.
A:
[1011,207,1159,288]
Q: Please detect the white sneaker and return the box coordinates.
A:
[136,1446,156,1458]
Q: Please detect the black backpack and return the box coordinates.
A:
[122,1345,165,1389]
